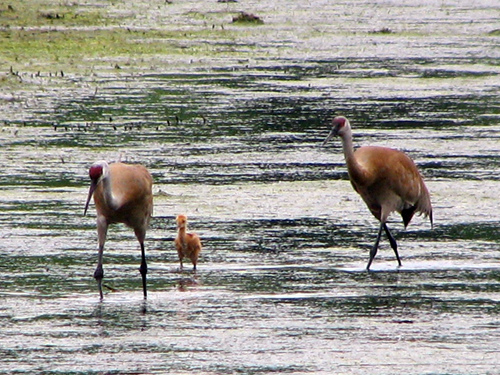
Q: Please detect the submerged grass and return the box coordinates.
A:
[0,0,247,76]
[1,28,212,66]
[0,0,107,28]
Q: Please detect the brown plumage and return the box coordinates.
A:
[175,214,202,270]
[323,116,432,269]
[84,161,153,299]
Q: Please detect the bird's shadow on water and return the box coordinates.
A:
[90,295,154,334]
[88,270,201,329]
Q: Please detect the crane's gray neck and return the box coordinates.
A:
[100,171,119,211]
[340,127,366,183]
[340,128,356,163]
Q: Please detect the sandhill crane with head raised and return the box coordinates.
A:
[322,116,432,270]
[175,214,202,270]
[84,161,153,299]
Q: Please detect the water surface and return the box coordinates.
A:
[1,1,499,374]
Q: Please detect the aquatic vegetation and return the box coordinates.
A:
[232,12,264,24]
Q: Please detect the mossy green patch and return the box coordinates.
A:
[1,26,243,71]
[0,0,285,90]
[0,0,110,27]
[0,0,260,76]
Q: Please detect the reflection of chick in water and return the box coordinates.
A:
[174,215,202,270]
[177,276,200,292]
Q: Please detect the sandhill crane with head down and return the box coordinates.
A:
[84,161,153,299]
[175,214,202,270]
[322,116,432,270]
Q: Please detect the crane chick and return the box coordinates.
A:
[322,116,433,270]
[174,214,202,270]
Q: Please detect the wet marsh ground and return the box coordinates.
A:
[1,0,499,374]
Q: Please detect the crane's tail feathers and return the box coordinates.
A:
[401,204,433,229]
[405,181,433,229]
[401,206,416,229]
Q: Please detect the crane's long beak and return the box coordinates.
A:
[321,126,339,146]
[84,181,97,216]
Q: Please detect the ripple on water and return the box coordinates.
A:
[1,1,499,374]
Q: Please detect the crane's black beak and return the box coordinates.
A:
[321,126,339,146]
[84,181,97,216]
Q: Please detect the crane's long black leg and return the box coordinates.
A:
[383,223,402,267]
[367,222,384,270]
[94,263,104,300]
[95,217,107,300]
[139,241,148,299]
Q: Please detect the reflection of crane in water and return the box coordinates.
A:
[84,161,153,299]
[322,116,433,269]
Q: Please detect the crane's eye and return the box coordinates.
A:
[333,117,346,128]
[89,165,103,181]
[334,120,344,128]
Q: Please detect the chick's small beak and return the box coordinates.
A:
[84,181,97,216]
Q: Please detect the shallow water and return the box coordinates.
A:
[1,0,499,374]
